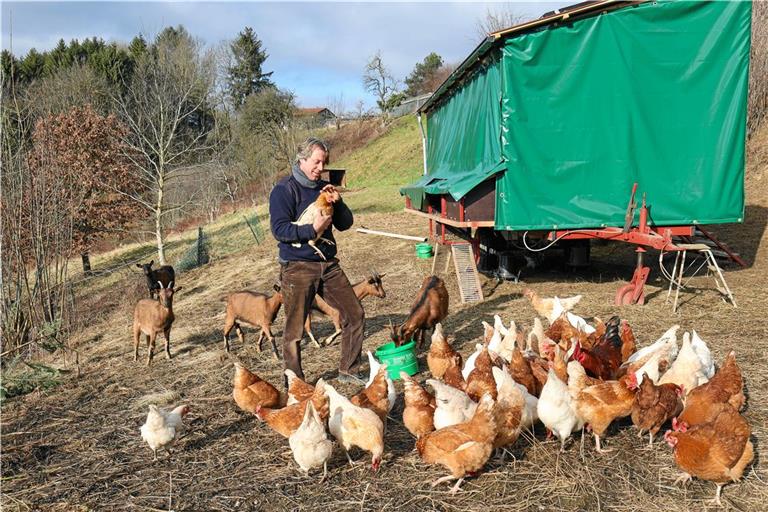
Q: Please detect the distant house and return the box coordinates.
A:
[295,107,336,128]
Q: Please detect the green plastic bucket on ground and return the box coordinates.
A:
[375,340,419,380]
[415,242,433,259]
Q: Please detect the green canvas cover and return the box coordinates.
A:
[401,52,505,210]
[496,0,750,230]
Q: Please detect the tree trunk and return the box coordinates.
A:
[155,177,166,265]
[81,253,92,275]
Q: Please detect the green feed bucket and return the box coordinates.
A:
[415,242,433,259]
[375,340,419,380]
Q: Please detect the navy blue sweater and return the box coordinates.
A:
[269,175,354,262]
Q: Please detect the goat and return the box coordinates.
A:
[304,270,386,348]
[133,281,182,366]
[136,260,175,299]
[390,275,448,349]
[223,284,283,359]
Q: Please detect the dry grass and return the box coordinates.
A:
[2,142,767,511]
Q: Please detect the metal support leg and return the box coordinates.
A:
[672,250,687,313]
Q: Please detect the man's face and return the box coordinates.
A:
[298,147,327,181]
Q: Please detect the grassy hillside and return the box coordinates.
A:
[335,115,423,213]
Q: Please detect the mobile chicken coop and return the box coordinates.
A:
[401,0,751,306]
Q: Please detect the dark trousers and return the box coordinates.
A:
[279,259,364,380]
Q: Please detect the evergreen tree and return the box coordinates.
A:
[404,52,444,97]
[227,27,273,109]
[128,35,148,58]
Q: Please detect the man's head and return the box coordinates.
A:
[296,137,329,182]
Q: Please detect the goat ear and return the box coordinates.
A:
[149,260,153,266]
[273,284,281,292]
[378,273,386,279]
[173,286,183,293]
[136,263,142,268]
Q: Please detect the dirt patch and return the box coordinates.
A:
[2,183,767,511]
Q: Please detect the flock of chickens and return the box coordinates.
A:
[139,289,752,505]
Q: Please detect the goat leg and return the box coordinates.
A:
[256,331,264,352]
[323,330,342,346]
[147,333,156,366]
[235,323,245,346]
[305,316,322,348]
[133,326,141,362]
[268,330,280,360]
[164,328,172,359]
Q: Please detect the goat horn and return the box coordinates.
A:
[157,281,164,289]
[168,281,174,289]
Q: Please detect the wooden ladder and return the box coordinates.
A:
[450,243,484,304]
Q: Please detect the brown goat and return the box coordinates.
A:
[223,284,283,358]
[136,260,175,299]
[390,275,448,349]
[305,271,386,348]
[132,281,182,366]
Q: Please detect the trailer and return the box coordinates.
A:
[401,0,750,305]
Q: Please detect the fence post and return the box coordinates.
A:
[197,227,204,266]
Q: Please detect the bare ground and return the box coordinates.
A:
[2,182,767,511]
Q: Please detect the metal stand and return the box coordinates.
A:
[666,243,737,313]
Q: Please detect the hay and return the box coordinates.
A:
[2,184,767,511]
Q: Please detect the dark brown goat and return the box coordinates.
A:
[305,271,386,348]
[133,281,182,366]
[137,260,175,298]
[222,284,283,358]
[390,275,448,349]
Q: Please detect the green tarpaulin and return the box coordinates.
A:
[402,0,750,231]
[401,52,505,209]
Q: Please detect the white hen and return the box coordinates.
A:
[626,325,680,366]
[140,404,190,460]
[325,383,384,470]
[492,366,538,430]
[427,379,478,429]
[538,369,582,451]
[658,332,709,393]
[691,330,715,379]
[289,401,333,477]
[462,344,484,380]
[366,351,396,413]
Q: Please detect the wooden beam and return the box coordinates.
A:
[404,208,495,228]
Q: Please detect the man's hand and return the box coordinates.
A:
[321,184,341,203]
[312,211,333,235]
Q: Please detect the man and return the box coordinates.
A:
[269,137,364,384]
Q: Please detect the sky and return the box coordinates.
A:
[1,1,560,110]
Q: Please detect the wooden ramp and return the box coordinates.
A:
[451,243,484,304]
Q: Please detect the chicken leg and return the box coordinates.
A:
[594,435,613,453]
[673,472,692,486]
[711,484,724,506]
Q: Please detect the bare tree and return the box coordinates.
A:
[475,4,527,40]
[327,92,346,129]
[113,32,216,264]
[362,51,400,121]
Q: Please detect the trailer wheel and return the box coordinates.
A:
[615,284,645,305]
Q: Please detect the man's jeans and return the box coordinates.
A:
[279,259,364,380]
